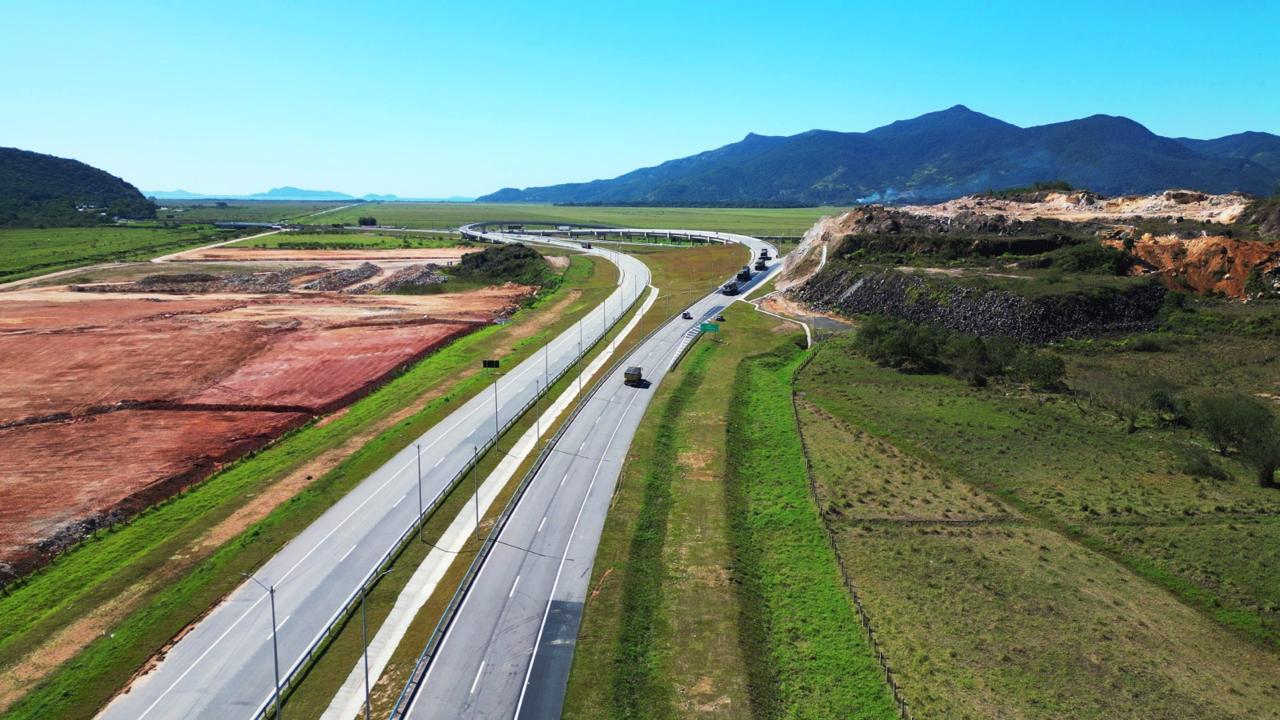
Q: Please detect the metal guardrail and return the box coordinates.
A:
[387,295,693,720]
[249,257,644,720]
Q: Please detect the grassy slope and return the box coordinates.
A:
[0,255,617,720]
[725,342,897,719]
[795,343,1280,718]
[306,203,838,237]
[0,225,231,282]
[566,297,895,719]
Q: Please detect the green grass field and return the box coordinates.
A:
[229,231,462,249]
[0,255,618,719]
[157,200,353,223]
[300,202,841,237]
[794,340,1280,717]
[0,225,232,282]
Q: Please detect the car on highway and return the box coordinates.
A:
[715,313,726,322]
[681,310,693,320]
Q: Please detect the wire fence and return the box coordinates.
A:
[789,345,914,720]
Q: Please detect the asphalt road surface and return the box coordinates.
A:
[400,230,777,720]
[97,239,650,720]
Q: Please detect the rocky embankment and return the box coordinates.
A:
[795,268,1166,343]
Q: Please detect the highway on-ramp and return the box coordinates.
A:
[97,239,649,720]
[397,229,778,720]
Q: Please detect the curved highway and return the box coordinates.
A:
[98,236,650,720]
[397,226,779,719]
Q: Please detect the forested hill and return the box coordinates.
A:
[0,147,155,227]
[480,106,1280,205]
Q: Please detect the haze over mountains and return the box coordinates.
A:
[481,106,1280,205]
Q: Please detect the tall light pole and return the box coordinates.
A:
[242,573,283,719]
[360,568,394,720]
[472,446,481,542]
[492,374,500,441]
[535,378,541,439]
[415,442,423,542]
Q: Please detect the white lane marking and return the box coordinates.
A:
[509,575,521,599]
[340,545,357,563]
[433,456,445,468]
[537,516,547,533]
[470,661,486,694]
[393,495,405,508]
[513,389,643,718]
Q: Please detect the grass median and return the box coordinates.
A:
[0,253,616,719]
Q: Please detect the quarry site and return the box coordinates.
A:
[0,240,536,581]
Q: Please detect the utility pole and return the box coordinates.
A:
[535,378,541,439]
[242,574,283,720]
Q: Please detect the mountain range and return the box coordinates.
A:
[146,187,475,202]
[0,147,155,227]
[479,106,1280,205]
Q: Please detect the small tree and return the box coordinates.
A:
[1191,393,1272,456]
[357,216,377,227]
[1240,414,1280,488]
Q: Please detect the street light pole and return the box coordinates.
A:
[242,574,283,719]
[415,442,423,542]
[492,375,500,441]
[472,445,481,542]
[360,568,394,720]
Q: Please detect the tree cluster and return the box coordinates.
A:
[853,315,1065,389]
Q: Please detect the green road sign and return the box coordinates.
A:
[700,322,720,332]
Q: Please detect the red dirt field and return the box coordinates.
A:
[0,282,533,579]
[0,410,308,575]
[176,247,477,263]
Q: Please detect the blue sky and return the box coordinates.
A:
[2,1,1277,197]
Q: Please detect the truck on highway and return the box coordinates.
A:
[754,258,768,271]
[736,266,753,282]
[623,366,644,387]
[721,281,740,296]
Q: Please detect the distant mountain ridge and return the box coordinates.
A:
[480,106,1280,205]
[0,147,155,227]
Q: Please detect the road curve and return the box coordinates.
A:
[97,237,650,720]
[397,227,778,720]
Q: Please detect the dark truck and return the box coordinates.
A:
[623,366,644,387]
[754,258,768,271]
[736,266,753,282]
[721,281,740,296]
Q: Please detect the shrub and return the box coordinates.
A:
[357,216,377,226]
[1007,349,1066,391]
[1177,449,1233,482]
[1190,393,1273,456]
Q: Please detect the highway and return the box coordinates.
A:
[397,229,778,720]
[97,237,650,720]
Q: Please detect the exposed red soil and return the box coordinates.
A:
[1102,234,1280,298]
[176,247,478,263]
[0,281,535,580]
[0,410,309,577]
